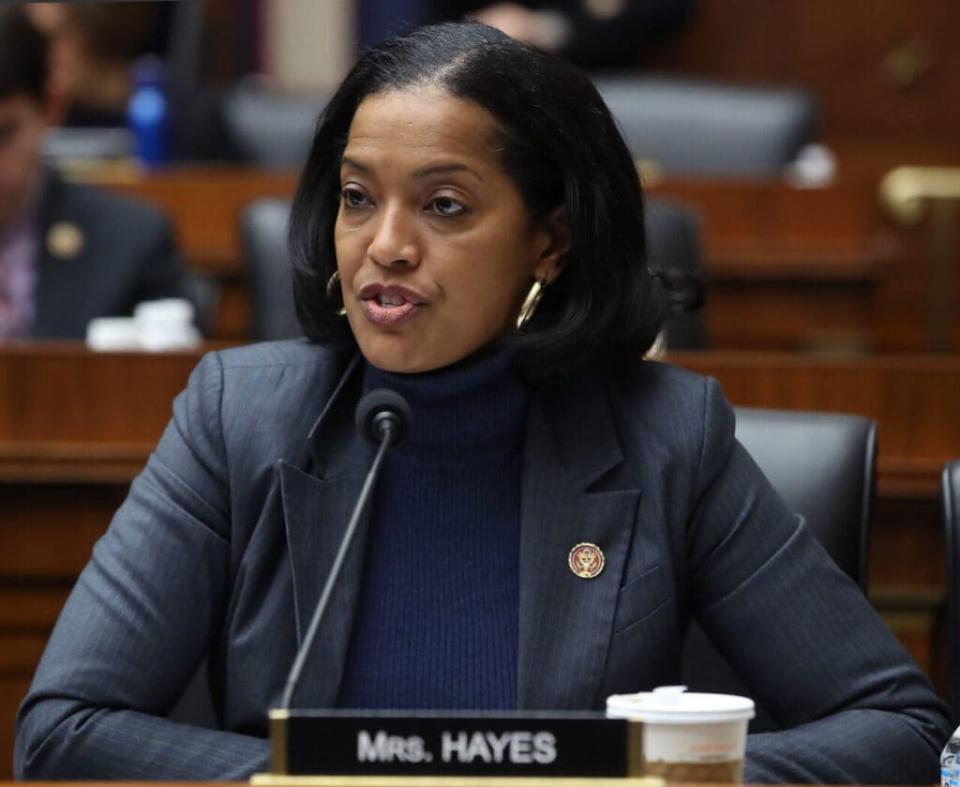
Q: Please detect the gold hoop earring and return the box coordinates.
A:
[325,270,347,317]
[516,276,546,331]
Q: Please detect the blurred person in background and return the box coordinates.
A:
[25,2,162,129]
[0,6,188,340]
[25,1,240,162]
[358,0,695,68]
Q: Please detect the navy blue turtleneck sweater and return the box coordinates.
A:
[336,349,529,710]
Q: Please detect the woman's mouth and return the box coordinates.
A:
[358,285,426,327]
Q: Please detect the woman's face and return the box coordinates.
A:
[334,87,566,374]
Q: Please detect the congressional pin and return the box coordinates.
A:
[568,542,605,579]
[46,222,84,260]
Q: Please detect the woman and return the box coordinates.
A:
[16,22,950,782]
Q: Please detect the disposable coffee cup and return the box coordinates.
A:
[606,685,754,782]
[134,298,201,351]
[86,317,141,351]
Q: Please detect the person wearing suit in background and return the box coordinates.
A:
[0,7,187,341]
[24,2,242,163]
[16,22,951,782]
[358,0,694,68]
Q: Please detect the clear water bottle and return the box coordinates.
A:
[942,725,960,786]
[127,56,170,167]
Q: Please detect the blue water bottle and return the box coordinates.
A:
[127,56,170,167]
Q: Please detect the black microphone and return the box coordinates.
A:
[279,389,412,710]
[355,388,412,446]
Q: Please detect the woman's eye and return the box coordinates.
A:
[341,188,369,209]
[428,196,466,217]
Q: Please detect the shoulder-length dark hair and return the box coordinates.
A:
[289,21,664,381]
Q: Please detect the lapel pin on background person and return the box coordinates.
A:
[46,222,84,261]
[568,542,605,579]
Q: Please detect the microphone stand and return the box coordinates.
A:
[278,418,399,711]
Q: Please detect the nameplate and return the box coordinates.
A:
[266,709,643,778]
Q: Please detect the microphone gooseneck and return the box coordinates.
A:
[279,389,412,710]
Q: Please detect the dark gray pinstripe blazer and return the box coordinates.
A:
[15,340,951,782]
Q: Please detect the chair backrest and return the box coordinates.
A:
[593,75,819,177]
[240,197,707,348]
[681,406,876,731]
[733,407,875,587]
[218,78,817,177]
[644,199,706,350]
[222,81,325,168]
[944,460,960,724]
[242,198,302,341]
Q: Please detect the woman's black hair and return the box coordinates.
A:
[289,21,666,381]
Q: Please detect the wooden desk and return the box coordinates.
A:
[1,344,956,777]
[76,165,959,351]
[0,344,201,778]
[671,350,960,498]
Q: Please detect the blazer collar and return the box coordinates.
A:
[279,356,640,710]
[278,351,374,707]
[31,170,89,337]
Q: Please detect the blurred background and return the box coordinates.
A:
[1,0,959,777]
[17,0,960,351]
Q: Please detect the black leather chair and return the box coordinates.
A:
[242,198,302,341]
[681,407,876,731]
[645,198,706,350]
[733,407,874,586]
[241,198,706,347]
[219,78,818,178]
[222,80,326,169]
[593,75,819,177]
[944,460,960,724]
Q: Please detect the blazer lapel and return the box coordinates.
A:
[31,173,76,337]
[518,375,641,710]
[279,353,375,707]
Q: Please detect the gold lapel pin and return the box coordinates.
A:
[46,222,85,260]
[568,542,605,579]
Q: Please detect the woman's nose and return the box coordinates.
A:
[367,206,420,269]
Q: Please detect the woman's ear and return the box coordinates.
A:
[534,206,571,284]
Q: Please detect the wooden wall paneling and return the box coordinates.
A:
[1,484,127,577]
[84,167,957,351]
[0,480,131,779]
[643,0,960,146]
[0,345,203,778]
[0,343,200,442]
[671,351,960,497]
[705,280,877,351]
[652,179,902,351]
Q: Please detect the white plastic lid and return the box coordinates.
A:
[606,685,755,724]
[86,317,141,351]
[134,298,201,351]
[134,298,195,323]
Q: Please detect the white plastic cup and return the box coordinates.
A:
[134,298,200,351]
[606,685,754,782]
[86,317,141,351]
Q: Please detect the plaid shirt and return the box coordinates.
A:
[0,215,38,340]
